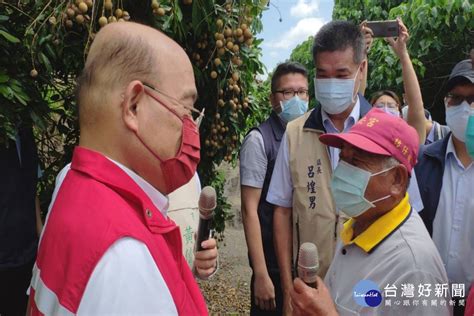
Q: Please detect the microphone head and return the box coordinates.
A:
[297,242,319,284]
[198,186,216,219]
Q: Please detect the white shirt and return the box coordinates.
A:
[321,99,360,171]
[240,130,267,188]
[41,161,178,315]
[432,135,474,289]
[325,207,450,315]
[426,123,436,144]
[266,133,293,208]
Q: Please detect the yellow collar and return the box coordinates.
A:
[341,194,411,253]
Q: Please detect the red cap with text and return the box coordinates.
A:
[319,108,419,175]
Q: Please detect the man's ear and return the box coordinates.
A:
[390,164,408,196]
[270,93,282,113]
[122,80,145,133]
[358,59,367,78]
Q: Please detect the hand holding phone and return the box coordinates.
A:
[385,18,410,60]
[366,20,399,38]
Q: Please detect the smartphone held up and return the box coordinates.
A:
[366,20,399,38]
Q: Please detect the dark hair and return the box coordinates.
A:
[271,61,308,92]
[370,90,402,108]
[312,20,365,64]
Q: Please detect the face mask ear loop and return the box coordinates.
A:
[371,164,397,177]
[370,194,391,205]
[194,108,205,129]
[367,164,398,204]
[279,100,285,112]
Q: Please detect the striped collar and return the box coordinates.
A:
[341,194,411,253]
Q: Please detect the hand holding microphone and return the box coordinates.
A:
[195,186,216,251]
[291,243,337,315]
[297,242,319,288]
[194,186,218,279]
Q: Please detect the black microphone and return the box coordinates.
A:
[195,186,216,252]
[297,242,319,288]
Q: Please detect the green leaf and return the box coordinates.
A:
[0,85,11,98]
[385,55,395,66]
[30,110,46,131]
[454,15,466,29]
[44,43,56,60]
[0,30,20,43]
[38,34,53,46]
[461,0,471,12]
[0,15,9,22]
[162,15,172,31]
[0,74,9,83]
[39,52,53,73]
[9,83,29,105]
[191,0,202,32]
[174,5,183,23]
[445,11,451,26]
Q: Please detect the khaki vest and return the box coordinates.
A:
[168,173,200,268]
[286,110,347,278]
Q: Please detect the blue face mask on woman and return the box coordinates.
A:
[278,96,308,122]
[330,160,395,217]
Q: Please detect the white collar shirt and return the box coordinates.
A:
[321,98,360,171]
[432,135,474,289]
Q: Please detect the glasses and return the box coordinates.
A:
[445,93,474,106]
[142,82,205,127]
[274,89,309,100]
[374,102,399,109]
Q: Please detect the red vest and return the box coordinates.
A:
[29,147,208,315]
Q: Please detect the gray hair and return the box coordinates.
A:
[382,156,400,170]
[381,156,409,194]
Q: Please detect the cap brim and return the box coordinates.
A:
[319,132,391,156]
[446,76,473,92]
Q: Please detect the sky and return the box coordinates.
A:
[258,0,334,76]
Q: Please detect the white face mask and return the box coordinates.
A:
[382,107,400,117]
[314,66,361,115]
[445,101,471,142]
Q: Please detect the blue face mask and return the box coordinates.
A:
[466,109,474,159]
[381,106,400,117]
[314,66,360,115]
[278,96,308,122]
[445,101,471,142]
[330,160,394,217]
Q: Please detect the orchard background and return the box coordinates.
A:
[291,0,473,118]
[1,0,472,313]
[0,0,272,236]
[0,0,472,236]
